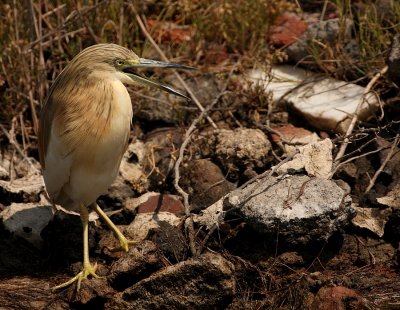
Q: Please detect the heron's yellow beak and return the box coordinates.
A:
[122,58,194,100]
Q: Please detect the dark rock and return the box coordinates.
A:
[147,221,188,263]
[285,18,354,64]
[181,159,236,212]
[0,277,68,309]
[106,176,137,206]
[64,277,115,305]
[134,73,221,125]
[108,240,163,291]
[142,128,184,189]
[42,210,95,267]
[105,253,235,309]
[324,234,396,269]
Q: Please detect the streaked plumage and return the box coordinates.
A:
[38,43,192,290]
[39,44,137,211]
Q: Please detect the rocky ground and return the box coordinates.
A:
[0,67,399,309]
[1,1,400,310]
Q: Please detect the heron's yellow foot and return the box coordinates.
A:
[92,203,138,253]
[108,236,138,252]
[52,262,99,291]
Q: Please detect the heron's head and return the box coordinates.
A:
[66,43,193,100]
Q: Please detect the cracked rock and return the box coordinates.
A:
[226,174,354,245]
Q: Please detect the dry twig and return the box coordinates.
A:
[0,124,39,174]
[365,134,400,194]
[332,66,388,177]
[173,68,235,256]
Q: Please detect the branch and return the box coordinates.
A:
[365,134,400,194]
[0,124,39,174]
[332,65,388,176]
[173,69,235,255]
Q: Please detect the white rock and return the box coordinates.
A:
[247,66,380,134]
[0,203,53,248]
[120,140,147,185]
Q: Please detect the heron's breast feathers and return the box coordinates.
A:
[49,78,132,158]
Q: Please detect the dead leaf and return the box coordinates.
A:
[377,183,400,209]
[351,205,391,237]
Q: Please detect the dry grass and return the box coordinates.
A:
[1,0,399,145]
[299,0,400,80]
[0,0,294,156]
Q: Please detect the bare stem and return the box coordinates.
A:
[332,65,388,178]
[365,134,400,194]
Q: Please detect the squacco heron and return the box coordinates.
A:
[38,43,192,290]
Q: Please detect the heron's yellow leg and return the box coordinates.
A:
[92,203,137,252]
[52,204,99,291]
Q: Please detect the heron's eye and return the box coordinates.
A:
[115,59,124,67]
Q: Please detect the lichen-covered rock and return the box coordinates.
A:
[226,174,354,245]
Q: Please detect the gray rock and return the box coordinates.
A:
[387,33,400,86]
[105,253,235,309]
[0,202,53,248]
[226,174,354,245]
[285,18,354,63]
